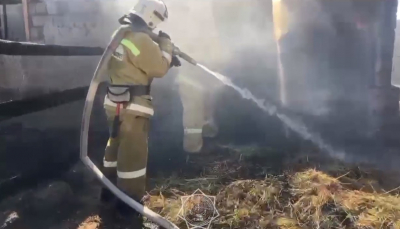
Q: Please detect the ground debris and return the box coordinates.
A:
[77,215,101,229]
[144,150,400,229]
[3,147,400,229]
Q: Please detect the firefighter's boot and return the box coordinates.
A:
[115,198,144,228]
[203,118,218,138]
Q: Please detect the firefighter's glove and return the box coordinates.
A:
[118,14,129,25]
[170,56,181,68]
[158,31,171,40]
[158,31,173,63]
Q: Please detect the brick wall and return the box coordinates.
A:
[26,0,120,46]
[0,0,114,100]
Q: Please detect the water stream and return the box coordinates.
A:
[197,64,346,160]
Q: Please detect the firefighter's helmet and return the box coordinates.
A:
[130,0,168,29]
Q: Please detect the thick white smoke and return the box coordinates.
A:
[95,0,341,119]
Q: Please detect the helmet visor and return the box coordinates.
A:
[153,10,166,21]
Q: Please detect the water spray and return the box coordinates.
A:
[148,32,345,159]
[196,64,346,160]
[146,30,346,162]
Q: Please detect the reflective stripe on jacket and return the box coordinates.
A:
[108,30,170,84]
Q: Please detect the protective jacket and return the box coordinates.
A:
[101,26,171,202]
[104,29,170,117]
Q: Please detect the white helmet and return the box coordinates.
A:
[130,0,168,29]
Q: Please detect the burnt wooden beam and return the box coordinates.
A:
[0,0,21,5]
[0,39,104,56]
[0,86,89,122]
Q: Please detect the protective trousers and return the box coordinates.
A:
[177,75,218,153]
[179,80,204,153]
[101,107,149,201]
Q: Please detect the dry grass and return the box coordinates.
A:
[143,150,400,229]
[288,169,400,229]
[77,215,101,229]
[215,178,284,228]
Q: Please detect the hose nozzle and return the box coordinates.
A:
[172,46,197,66]
[144,30,197,66]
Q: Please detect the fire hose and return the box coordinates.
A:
[80,25,197,229]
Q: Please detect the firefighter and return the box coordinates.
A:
[177,64,220,154]
[166,0,225,154]
[99,0,180,224]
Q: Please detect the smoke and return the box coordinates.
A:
[92,0,391,165]
[95,0,335,128]
[96,0,275,66]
